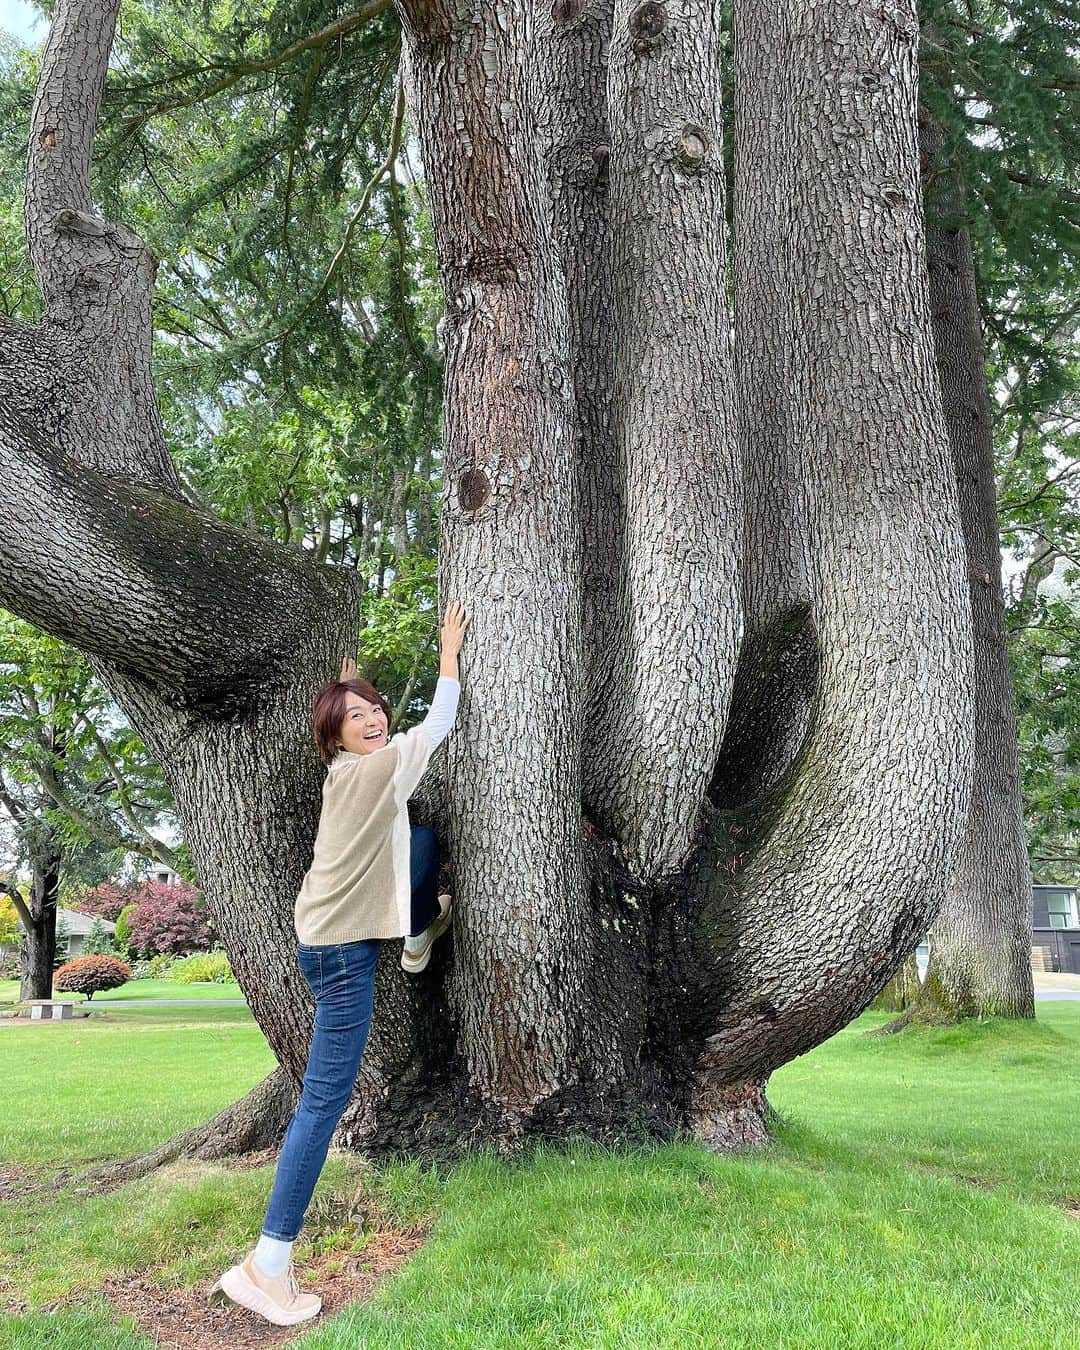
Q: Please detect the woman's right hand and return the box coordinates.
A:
[439,601,470,660]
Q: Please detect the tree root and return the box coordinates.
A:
[70,1068,296,1192]
[686,1076,773,1152]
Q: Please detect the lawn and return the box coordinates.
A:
[1,1004,1077,1348]
[0,978,244,1005]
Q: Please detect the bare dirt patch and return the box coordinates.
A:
[100,1228,426,1348]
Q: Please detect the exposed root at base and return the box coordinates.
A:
[71,1068,296,1193]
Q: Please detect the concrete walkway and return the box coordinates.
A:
[89,998,248,1008]
[1034,972,1080,1002]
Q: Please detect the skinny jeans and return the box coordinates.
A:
[260,825,438,1241]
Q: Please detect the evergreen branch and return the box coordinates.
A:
[1003,168,1080,207]
[116,2,393,132]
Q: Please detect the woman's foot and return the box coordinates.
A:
[401,894,453,973]
[209,1254,322,1327]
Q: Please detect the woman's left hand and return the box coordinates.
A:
[339,656,357,682]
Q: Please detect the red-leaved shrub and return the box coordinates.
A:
[53,955,131,1001]
[125,882,213,956]
[76,883,130,921]
[75,881,213,956]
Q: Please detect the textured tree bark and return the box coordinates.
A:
[687,0,974,1133]
[0,0,975,1162]
[0,0,362,1151]
[585,0,741,881]
[390,0,637,1136]
[18,844,61,1002]
[909,121,1035,1022]
[726,0,817,808]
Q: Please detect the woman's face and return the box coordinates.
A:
[337,691,388,756]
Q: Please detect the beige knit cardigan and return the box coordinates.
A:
[293,725,433,945]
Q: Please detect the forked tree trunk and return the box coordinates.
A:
[0,0,972,1160]
[911,120,1035,1021]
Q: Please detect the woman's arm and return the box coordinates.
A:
[422,601,470,749]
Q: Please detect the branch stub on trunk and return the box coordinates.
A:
[459,468,491,511]
[676,124,709,172]
[629,2,666,52]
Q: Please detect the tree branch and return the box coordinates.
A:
[70,713,178,867]
[115,3,393,134]
[25,0,119,269]
[0,400,360,714]
[0,877,34,933]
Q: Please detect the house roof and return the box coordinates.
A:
[55,908,116,936]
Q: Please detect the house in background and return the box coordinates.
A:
[1032,885,1080,974]
[50,909,116,959]
[146,864,180,887]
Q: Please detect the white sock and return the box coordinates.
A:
[253,1234,293,1278]
[403,932,426,953]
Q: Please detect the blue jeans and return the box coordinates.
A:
[261,825,440,1242]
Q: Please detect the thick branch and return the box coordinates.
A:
[585,0,741,882]
[0,878,35,934]
[0,401,359,714]
[25,0,118,269]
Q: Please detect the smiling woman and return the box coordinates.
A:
[312,677,392,759]
[211,600,471,1328]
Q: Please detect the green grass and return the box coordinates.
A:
[0,977,244,1004]
[1,1006,1078,1348]
[0,1006,272,1164]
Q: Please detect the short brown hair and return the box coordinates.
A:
[312,679,392,766]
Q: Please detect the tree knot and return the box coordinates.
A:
[675,124,710,173]
[53,209,112,239]
[629,1,666,53]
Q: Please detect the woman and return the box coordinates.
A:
[212,600,470,1327]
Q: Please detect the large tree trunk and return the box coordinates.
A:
[0,0,973,1159]
[910,120,1035,1022]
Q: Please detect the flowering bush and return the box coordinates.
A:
[53,954,131,1000]
[170,948,234,984]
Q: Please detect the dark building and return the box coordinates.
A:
[1032,885,1080,974]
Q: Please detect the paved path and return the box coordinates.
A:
[89,998,248,1008]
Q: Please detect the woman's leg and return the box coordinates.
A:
[408,824,440,936]
[260,940,380,1243]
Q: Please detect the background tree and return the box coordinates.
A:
[901,0,1080,1018]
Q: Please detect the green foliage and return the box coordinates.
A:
[81,917,116,958]
[53,954,131,1001]
[169,948,233,984]
[0,893,20,944]
[52,911,71,969]
[0,612,180,890]
[113,902,138,957]
[145,951,178,978]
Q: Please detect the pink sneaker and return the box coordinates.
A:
[209,1254,321,1327]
